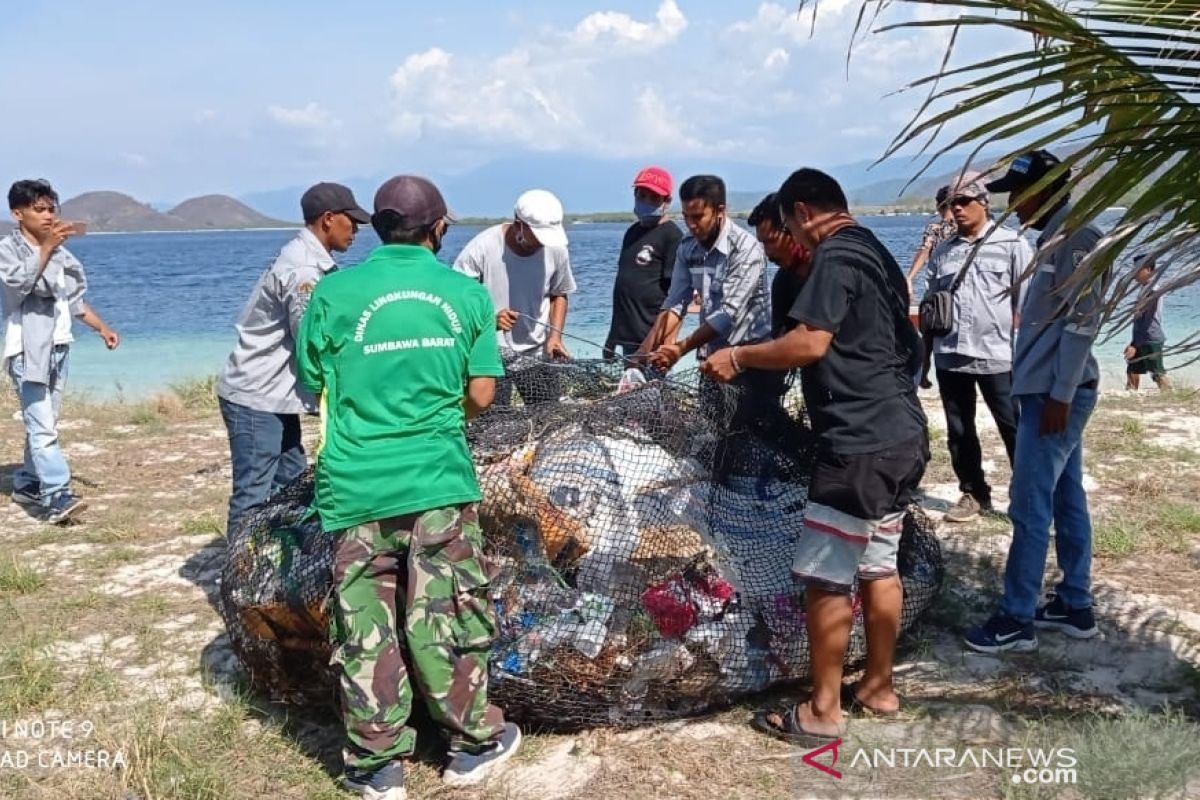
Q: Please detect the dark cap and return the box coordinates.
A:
[373,175,455,228]
[300,182,371,224]
[985,150,1063,193]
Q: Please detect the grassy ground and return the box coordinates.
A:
[1,379,1200,799]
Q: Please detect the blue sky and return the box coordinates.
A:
[1,1,1024,203]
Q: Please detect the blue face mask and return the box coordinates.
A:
[634,199,667,224]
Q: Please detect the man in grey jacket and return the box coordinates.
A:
[0,179,120,524]
[924,173,1033,523]
[217,182,370,535]
[966,150,1106,653]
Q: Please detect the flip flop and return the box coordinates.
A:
[750,704,846,744]
[841,683,901,718]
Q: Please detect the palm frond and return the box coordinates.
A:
[798,0,1200,327]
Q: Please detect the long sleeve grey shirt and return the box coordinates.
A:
[1011,205,1106,403]
[217,228,335,414]
[925,221,1034,374]
[661,218,771,359]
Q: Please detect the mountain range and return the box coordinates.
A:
[0,192,289,235]
[0,150,1010,235]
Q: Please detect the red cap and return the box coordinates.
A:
[633,166,673,198]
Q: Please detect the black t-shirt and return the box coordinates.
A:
[606,220,684,348]
[788,225,926,454]
[771,266,807,337]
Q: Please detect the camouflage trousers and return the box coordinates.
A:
[330,503,507,770]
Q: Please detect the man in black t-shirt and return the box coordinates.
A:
[703,169,927,743]
[603,166,684,358]
[747,191,811,337]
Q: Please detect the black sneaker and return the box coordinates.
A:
[964,613,1037,653]
[45,491,87,525]
[443,722,522,787]
[343,761,406,800]
[1035,593,1099,639]
[11,483,40,506]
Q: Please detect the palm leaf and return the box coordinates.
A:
[798,0,1200,326]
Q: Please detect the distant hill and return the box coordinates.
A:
[51,191,291,233]
[168,194,288,230]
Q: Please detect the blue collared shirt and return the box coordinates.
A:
[661,218,771,358]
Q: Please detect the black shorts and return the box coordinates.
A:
[809,434,929,520]
[1127,342,1166,377]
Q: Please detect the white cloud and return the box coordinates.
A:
[763,48,790,70]
[571,0,687,48]
[119,151,148,167]
[193,109,217,124]
[267,102,342,131]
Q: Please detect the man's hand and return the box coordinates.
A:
[99,327,120,350]
[1124,344,1137,361]
[39,222,72,256]
[1039,398,1070,436]
[700,348,739,383]
[496,308,519,332]
[545,336,570,361]
[648,343,684,371]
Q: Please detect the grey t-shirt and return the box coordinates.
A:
[453,224,577,353]
[1132,293,1165,345]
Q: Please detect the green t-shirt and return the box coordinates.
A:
[297,244,504,530]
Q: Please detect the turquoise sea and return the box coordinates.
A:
[58,216,1199,398]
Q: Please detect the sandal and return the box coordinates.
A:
[841,683,900,718]
[751,703,846,744]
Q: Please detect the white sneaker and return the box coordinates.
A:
[442,723,522,788]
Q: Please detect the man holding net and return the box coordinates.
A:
[298,175,520,799]
[703,168,927,741]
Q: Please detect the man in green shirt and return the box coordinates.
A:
[297,175,521,799]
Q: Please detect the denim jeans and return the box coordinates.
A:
[7,347,72,502]
[1000,388,1097,623]
[219,397,306,535]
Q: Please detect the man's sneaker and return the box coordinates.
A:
[1035,593,1099,639]
[944,493,988,523]
[45,491,87,525]
[964,613,1037,653]
[11,483,40,506]
[342,761,406,800]
[443,722,522,788]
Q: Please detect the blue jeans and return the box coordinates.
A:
[1000,388,1097,623]
[219,397,306,535]
[7,347,71,501]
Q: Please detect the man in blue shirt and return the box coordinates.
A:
[965,150,1106,653]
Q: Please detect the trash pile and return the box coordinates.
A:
[220,356,944,727]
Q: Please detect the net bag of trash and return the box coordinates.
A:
[220,356,944,727]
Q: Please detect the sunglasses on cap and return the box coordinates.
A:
[949,195,980,208]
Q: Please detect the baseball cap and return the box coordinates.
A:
[985,150,1062,193]
[300,182,371,224]
[633,166,673,198]
[935,185,951,208]
[514,189,567,248]
[373,175,456,228]
[947,171,989,203]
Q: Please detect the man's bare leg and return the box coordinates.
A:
[854,575,903,713]
[794,585,852,736]
[1126,373,1140,391]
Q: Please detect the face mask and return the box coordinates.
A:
[634,199,667,224]
[514,223,528,247]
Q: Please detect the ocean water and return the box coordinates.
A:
[58,216,1200,398]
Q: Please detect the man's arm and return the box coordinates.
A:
[465,377,496,419]
[0,227,70,296]
[1049,228,1105,405]
[466,292,505,415]
[545,294,570,359]
[282,266,323,341]
[75,302,120,350]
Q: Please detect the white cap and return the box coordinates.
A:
[514,189,568,248]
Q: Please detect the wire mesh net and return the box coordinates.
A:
[220,355,944,727]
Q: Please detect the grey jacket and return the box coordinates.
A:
[1011,205,1106,402]
[217,229,335,414]
[0,230,87,384]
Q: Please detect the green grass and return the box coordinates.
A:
[1093,521,1139,557]
[169,374,220,410]
[181,512,224,537]
[0,634,56,715]
[128,405,162,426]
[0,558,47,595]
